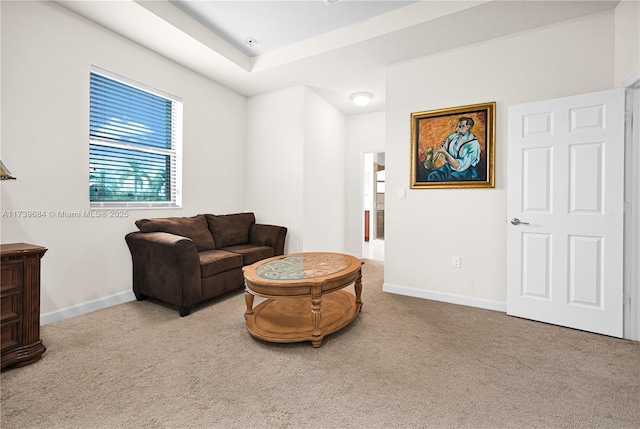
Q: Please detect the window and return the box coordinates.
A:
[89,67,182,208]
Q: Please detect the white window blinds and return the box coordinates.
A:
[89,67,182,208]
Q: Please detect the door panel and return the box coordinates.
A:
[522,232,551,299]
[507,89,625,338]
[568,235,602,307]
[523,147,552,212]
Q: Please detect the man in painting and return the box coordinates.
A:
[421,116,481,181]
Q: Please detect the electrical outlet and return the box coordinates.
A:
[293,241,300,251]
[452,256,461,268]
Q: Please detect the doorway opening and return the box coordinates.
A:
[363,152,385,261]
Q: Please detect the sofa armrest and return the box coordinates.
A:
[125,231,202,312]
[249,224,287,255]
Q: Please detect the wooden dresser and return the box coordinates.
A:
[1,243,47,370]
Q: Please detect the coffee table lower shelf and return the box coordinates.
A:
[245,290,360,347]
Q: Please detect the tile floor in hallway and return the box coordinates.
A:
[362,239,384,261]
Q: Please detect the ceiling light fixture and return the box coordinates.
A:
[351,92,372,107]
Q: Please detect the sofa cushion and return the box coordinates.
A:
[221,244,275,266]
[205,213,255,249]
[136,214,216,252]
[198,250,243,278]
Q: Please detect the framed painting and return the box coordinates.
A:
[410,101,495,189]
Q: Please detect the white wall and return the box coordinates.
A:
[615,0,640,86]
[345,111,385,257]
[384,11,616,309]
[302,87,347,252]
[246,87,305,252]
[1,1,246,321]
[246,85,347,254]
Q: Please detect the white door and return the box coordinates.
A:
[507,88,625,338]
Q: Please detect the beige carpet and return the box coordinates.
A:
[2,259,639,429]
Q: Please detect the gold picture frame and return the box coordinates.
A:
[410,102,495,189]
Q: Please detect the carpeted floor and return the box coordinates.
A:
[1,259,639,428]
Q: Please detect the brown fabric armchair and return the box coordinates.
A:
[125,212,287,316]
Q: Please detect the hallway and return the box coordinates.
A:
[363,239,384,261]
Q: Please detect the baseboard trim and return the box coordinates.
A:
[41,285,506,325]
[382,283,506,313]
[41,290,136,325]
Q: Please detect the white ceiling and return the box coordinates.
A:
[56,0,619,115]
[170,0,418,56]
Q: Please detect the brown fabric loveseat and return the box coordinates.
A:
[125,212,287,316]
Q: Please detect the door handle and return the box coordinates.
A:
[510,218,530,226]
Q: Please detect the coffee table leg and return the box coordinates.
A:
[311,295,323,347]
[355,267,363,312]
[244,292,255,318]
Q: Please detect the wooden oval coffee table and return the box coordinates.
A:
[243,252,364,347]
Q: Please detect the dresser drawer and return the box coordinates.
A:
[1,262,22,292]
[1,320,20,352]
[1,289,21,322]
